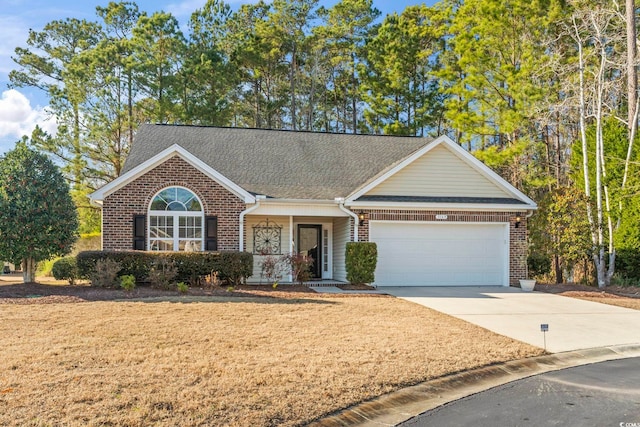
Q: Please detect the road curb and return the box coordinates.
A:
[309,343,640,427]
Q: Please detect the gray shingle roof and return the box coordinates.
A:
[123,124,430,199]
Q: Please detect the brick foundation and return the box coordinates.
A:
[102,156,245,251]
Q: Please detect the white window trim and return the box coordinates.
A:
[148,186,205,252]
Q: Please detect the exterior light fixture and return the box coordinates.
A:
[515,215,521,228]
[358,211,366,226]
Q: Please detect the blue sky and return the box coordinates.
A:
[0,0,436,155]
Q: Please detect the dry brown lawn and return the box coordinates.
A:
[560,293,640,310]
[0,293,542,426]
[536,283,640,310]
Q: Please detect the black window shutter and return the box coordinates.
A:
[205,216,218,251]
[133,215,146,250]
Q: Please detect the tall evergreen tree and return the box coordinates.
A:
[0,142,79,283]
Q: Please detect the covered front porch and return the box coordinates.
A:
[242,201,357,284]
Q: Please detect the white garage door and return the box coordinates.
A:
[370,222,509,286]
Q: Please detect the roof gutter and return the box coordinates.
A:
[258,198,338,205]
[335,197,359,242]
[347,201,537,212]
[239,195,264,251]
[89,197,103,208]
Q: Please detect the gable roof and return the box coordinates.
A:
[120,124,428,200]
[92,124,536,210]
[347,135,537,209]
[91,143,256,204]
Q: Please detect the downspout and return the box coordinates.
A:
[336,197,359,242]
[239,195,264,251]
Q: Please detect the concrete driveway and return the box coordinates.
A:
[379,286,640,353]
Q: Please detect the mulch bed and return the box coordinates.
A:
[337,283,376,290]
[6,280,639,305]
[0,281,318,304]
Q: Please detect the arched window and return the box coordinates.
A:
[148,187,203,251]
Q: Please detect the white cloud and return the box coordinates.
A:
[0,89,57,141]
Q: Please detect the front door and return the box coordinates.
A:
[298,225,322,279]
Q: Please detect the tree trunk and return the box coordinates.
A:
[573,17,602,287]
[22,257,36,283]
[554,254,563,284]
[291,43,297,131]
[622,0,638,210]
[627,0,637,136]
[351,52,357,134]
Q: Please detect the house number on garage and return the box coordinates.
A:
[435,214,448,220]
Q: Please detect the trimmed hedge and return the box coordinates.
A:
[77,251,151,280]
[345,242,377,284]
[218,251,254,285]
[52,256,79,285]
[76,251,253,285]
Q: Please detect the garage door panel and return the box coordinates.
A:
[370,222,508,286]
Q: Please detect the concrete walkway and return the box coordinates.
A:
[379,286,640,353]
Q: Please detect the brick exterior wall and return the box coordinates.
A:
[355,209,529,285]
[102,156,245,251]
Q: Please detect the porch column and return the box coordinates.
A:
[288,216,293,282]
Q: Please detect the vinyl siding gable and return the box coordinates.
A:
[365,144,511,198]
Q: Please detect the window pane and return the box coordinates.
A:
[159,188,175,203]
[167,201,186,211]
[150,240,173,251]
[180,240,201,251]
[185,198,201,211]
[150,199,167,210]
[177,188,193,204]
[149,216,173,240]
[152,187,202,212]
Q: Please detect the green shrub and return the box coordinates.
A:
[119,274,136,291]
[91,258,122,288]
[611,273,640,287]
[616,248,640,280]
[345,242,378,284]
[52,256,79,285]
[177,282,189,293]
[76,250,253,286]
[170,252,222,285]
[218,251,253,285]
[527,251,551,279]
[77,251,152,281]
[147,257,178,289]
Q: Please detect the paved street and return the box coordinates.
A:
[400,357,640,427]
